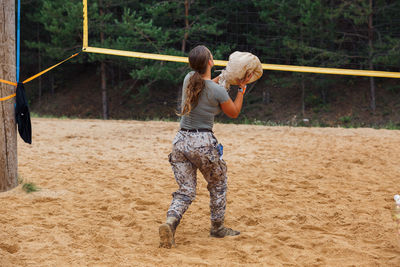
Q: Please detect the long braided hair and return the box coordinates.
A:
[178,45,211,116]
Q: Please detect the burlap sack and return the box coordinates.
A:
[218,51,263,90]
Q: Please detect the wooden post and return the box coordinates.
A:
[0,0,18,192]
[99,0,108,120]
[181,0,190,53]
[368,0,376,112]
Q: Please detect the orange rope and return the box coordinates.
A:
[0,52,80,102]
[23,52,80,84]
[0,79,17,87]
[0,80,17,102]
[0,93,16,102]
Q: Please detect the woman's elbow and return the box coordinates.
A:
[221,103,240,118]
[226,111,240,118]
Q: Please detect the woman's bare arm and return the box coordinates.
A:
[220,73,253,118]
[212,75,220,83]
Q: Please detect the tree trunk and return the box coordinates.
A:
[99,0,108,119]
[368,0,376,112]
[0,0,18,192]
[177,86,182,112]
[37,23,42,104]
[263,87,270,105]
[301,78,305,117]
[101,61,108,119]
[181,0,190,53]
[50,72,54,95]
[300,24,305,117]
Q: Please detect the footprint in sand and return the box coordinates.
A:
[245,217,259,226]
[111,214,124,221]
[0,242,20,254]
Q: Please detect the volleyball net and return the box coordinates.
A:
[81,0,400,79]
[2,0,400,103]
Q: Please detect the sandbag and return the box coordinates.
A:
[218,51,263,90]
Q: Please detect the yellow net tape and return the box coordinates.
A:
[83,46,400,78]
[259,63,400,78]
[83,0,88,48]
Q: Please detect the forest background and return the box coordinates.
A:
[18,0,400,128]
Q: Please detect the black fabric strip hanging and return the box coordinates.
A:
[15,82,32,144]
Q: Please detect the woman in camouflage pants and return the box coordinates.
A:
[159,45,252,248]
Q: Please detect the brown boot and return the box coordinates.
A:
[210,219,240,238]
[159,217,179,248]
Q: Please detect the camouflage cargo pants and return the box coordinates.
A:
[167,130,227,222]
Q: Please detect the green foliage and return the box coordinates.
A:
[384,121,400,130]
[24,0,83,60]
[305,94,323,107]
[22,183,40,193]
[385,84,400,94]
[254,0,347,68]
[339,115,352,124]
[24,0,400,75]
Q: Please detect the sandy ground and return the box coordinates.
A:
[1,118,400,266]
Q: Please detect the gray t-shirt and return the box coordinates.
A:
[180,71,230,130]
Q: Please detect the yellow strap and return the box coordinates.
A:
[0,53,80,86]
[0,79,17,87]
[260,63,400,78]
[0,52,80,102]
[83,46,400,78]
[0,80,17,102]
[0,93,16,102]
[83,46,189,63]
[23,52,80,84]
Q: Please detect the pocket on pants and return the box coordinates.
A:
[168,148,187,165]
[219,158,227,174]
[172,132,182,145]
[205,146,227,173]
[204,146,219,164]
